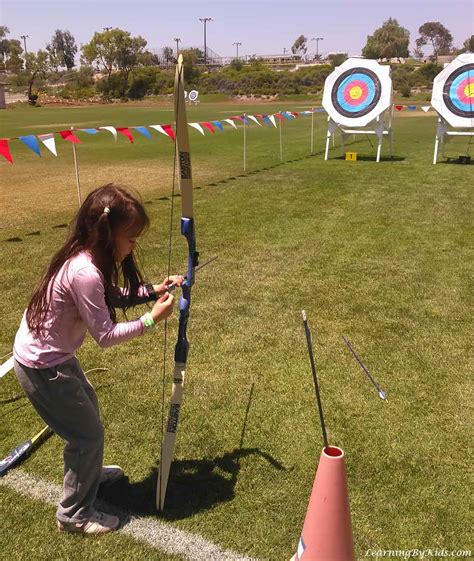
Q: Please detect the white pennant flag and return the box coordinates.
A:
[149,125,169,137]
[38,133,57,156]
[99,126,117,140]
[0,356,14,378]
[188,123,205,135]
[247,115,262,127]
[268,115,277,128]
[223,119,238,129]
[421,106,431,113]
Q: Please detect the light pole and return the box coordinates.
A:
[283,47,287,56]
[173,37,181,57]
[20,34,30,54]
[199,17,213,65]
[233,41,242,60]
[311,37,324,59]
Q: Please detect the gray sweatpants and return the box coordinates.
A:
[14,356,104,523]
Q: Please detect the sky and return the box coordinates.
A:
[1,0,473,58]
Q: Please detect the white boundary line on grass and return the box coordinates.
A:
[1,470,256,561]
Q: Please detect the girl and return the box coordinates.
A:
[13,183,183,535]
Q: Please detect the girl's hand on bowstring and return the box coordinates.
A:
[150,292,175,323]
[154,275,185,295]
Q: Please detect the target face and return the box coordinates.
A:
[322,58,392,127]
[431,54,474,128]
[332,68,382,118]
[443,64,474,119]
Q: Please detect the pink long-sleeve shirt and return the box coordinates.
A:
[14,250,149,368]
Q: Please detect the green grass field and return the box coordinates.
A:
[0,101,472,560]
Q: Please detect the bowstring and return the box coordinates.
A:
[159,61,182,496]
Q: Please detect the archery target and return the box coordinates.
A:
[188,90,199,102]
[323,58,392,127]
[432,54,474,128]
[332,68,381,118]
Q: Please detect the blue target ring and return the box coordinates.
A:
[331,68,381,118]
[443,64,474,118]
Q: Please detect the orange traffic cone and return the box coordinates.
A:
[291,446,355,561]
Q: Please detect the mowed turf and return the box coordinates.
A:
[0,101,472,560]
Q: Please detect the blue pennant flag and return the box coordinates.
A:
[262,115,273,127]
[19,135,41,157]
[407,105,417,111]
[315,108,325,113]
[211,120,224,132]
[281,112,293,120]
[133,126,152,140]
[241,116,250,125]
[80,128,99,134]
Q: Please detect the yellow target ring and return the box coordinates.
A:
[349,86,363,100]
[464,83,474,98]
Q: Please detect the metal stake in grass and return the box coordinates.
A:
[302,310,328,450]
[342,336,387,401]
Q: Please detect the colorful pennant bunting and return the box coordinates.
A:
[116,127,134,143]
[212,120,224,132]
[247,115,262,127]
[19,135,41,157]
[58,130,82,143]
[189,123,205,135]
[149,124,175,141]
[223,119,238,129]
[80,128,99,134]
[99,126,118,140]
[201,121,215,134]
[0,139,13,164]
[38,133,57,156]
[133,126,152,140]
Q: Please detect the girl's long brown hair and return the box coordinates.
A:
[26,183,150,336]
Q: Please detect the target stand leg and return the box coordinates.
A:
[324,133,331,160]
[433,135,439,165]
[376,135,383,163]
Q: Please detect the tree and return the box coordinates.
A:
[81,28,147,80]
[25,50,49,101]
[291,35,307,58]
[463,35,474,53]
[46,29,78,70]
[327,52,348,67]
[162,46,175,65]
[180,48,202,82]
[0,27,24,72]
[362,18,409,60]
[416,22,453,65]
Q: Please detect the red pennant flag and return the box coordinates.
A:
[162,124,175,141]
[201,121,215,134]
[116,127,134,143]
[274,113,285,121]
[58,130,82,143]
[394,105,404,111]
[0,139,13,164]
[292,111,300,117]
[230,115,244,122]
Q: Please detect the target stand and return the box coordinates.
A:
[431,54,474,164]
[324,110,393,162]
[322,58,393,162]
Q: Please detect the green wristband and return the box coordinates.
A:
[142,312,156,330]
